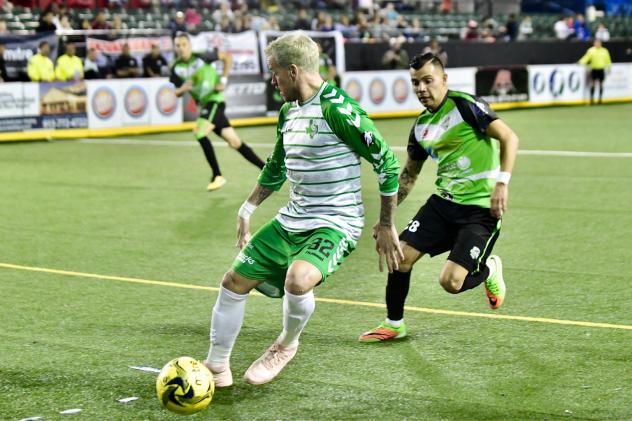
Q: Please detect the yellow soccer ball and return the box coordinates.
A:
[156,357,214,415]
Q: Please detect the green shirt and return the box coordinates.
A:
[258,82,399,243]
[408,90,500,208]
[170,52,224,105]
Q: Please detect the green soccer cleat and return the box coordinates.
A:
[484,255,506,309]
[358,321,407,343]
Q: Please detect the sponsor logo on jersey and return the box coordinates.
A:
[236,251,255,265]
[470,246,481,259]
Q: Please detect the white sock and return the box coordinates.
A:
[276,289,315,349]
[207,285,248,368]
[386,318,403,327]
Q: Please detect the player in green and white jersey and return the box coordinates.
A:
[170,33,265,191]
[359,53,520,342]
[202,32,404,387]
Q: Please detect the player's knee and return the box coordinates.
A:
[439,273,462,294]
[220,270,250,295]
[285,269,318,296]
[398,259,415,273]
[227,139,241,149]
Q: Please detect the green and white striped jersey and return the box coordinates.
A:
[259,82,399,243]
[408,90,500,208]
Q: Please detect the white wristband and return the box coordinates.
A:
[238,201,257,219]
[220,76,228,85]
[496,171,512,185]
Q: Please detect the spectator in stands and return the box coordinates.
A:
[112,15,127,31]
[0,20,9,34]
[55,43,83,81]
[294,9,311,30]
[319,14,334,32]
[518,15,533,40]
[217,14,235,32]
[233,15,245,33]
[81,19,92,30]
[334,15,355,38]
[143,44,168,77]
[92,11,111,30]
[462,20,478,41]
[554,16,572,40]
[311,11,326,31]
[573,14,591,41]
[480,26,496,43]
[503,13,518,41]
[356,13,372,41]
[317,42,337,86]
[27,41,55,82]
[114,43,141,78]
[403,17,423,42]
[379,2,398,25]
[261,15,280,31]
[59,15,74,30]
[170,11,187,37]
[212,2,234,26]
[186,8,202,29]
[37,10,57,33]
[381,36,409,70]
[595,23,610,42]
[84,48,103,79]
[579,39,611,105]
[0,44,8,82]
[423,39,447,67]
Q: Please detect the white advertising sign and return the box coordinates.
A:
[528,64,586,103]
[120,79,151,125]
[86,80,123,129]
[147,79,182,125]
[341,67,476,114]
[602,63,632,99]
[0,82,39,117]
[189,31,260,75]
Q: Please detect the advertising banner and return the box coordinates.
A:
[87,36,174,70]
[147,79,182,125]
[476,67,529,104]
[86,80,123,129]
[527,64,585,103]
[188,31,260,75]
[0,32,58,81]
[183,75,266,121]
[120,79,151,125]
[0,82,40,132]
[602,63,632,100]
[340,68,476,114]
[39,81,88,130]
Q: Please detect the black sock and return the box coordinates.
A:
[386,270,411,321]
[458,264,490,293]
[590,86,595,104]
[598,86,603,103]
[237,143,265,169]
[197,137,221,179]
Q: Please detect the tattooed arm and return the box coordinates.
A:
[236,183,275,248]
[397,157,424,206]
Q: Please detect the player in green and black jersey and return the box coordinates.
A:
[170,33,265,191]
[360,53,520,342]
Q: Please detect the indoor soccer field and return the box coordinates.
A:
[1,103,631,420]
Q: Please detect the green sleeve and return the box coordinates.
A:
[322,95,399,195]
[257,104,289,191]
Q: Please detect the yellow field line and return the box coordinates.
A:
[1,262,631,331]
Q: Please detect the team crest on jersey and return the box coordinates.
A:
[469,246,481,260]
[363,131,374,147]
[457,156,471,170]
[306,119,319,138]
[422,127,430,138]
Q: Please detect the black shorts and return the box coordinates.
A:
[199,101,231,136]
[400,194,501,273]
[591,69,605,82]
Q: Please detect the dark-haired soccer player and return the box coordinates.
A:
[170,33,265,191]
[359,53,520,342]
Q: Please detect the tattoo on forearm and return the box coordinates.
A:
[379,195,397,226]
[397,160,422,205]
[249,185,274,206]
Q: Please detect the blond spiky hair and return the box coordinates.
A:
[264,32,320,73]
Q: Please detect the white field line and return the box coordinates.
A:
[76,138,632,158]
